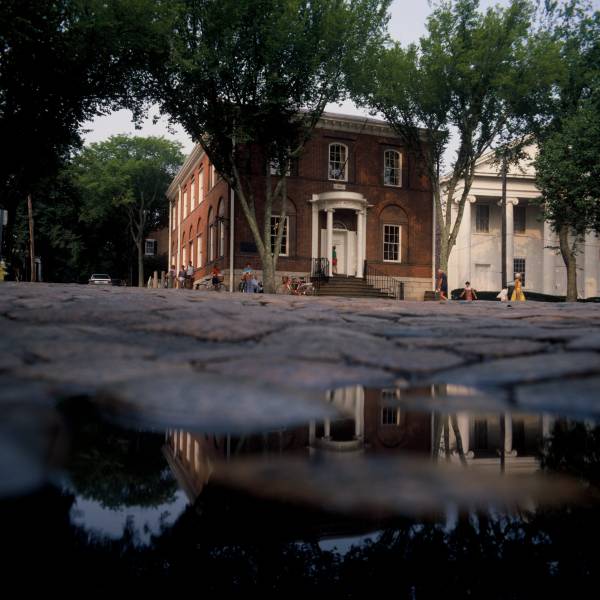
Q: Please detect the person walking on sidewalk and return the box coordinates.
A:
[511,273,526,301]
[436,269,448,301]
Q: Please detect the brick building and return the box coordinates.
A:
[166,112,435,299]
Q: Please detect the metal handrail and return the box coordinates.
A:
[311,257,329,291]
[364,261,404,300]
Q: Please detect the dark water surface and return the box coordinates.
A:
[2,385,600,596]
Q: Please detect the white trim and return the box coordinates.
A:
[196,234,203,268]
[383,223,402,263]
[271,215,289,257]
[383,149,402,187]
[328,143,348,182]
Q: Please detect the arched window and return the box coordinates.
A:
[217,198,225,257]
[270,198,297,257]
[196,217,203,267]
[188,226,194,266]
[181,233,187,266]
[380,204,408,263]
[384,150,402,187]
[328,143,348,181]
[208,207,215,262]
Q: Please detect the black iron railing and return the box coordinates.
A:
[364,261,404,300]
[311,257,330,291]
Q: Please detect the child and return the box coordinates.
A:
[497,288,509,302]
[460,281,478,301]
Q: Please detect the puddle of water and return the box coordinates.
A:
[2,386,600,594]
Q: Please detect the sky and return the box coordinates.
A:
[82,0,600,158]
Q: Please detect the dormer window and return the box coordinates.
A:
[328,143,348,181]
[384,150,401,187]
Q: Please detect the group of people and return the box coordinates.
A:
[241,263,262,293]
[435,269,526,302]
[167,262,195,289]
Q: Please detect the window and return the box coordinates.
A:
[383,224,401,262]
[182,244,187,267]
[381,407,401,425]
[384,150,401,186]
[211,164,217,188]
[208,208,215,262]
[270,216,289,256]
[189,239,193,265]
[217,199,225,257]
[199,170,204,203]
[328,143,348,181]
[197,234,203,268]
[144,239,157,256]
[475,204,489,233]
[514,258,526,286]
[171,203,177,229]
[183,188,188,219]
[514,205,526,234]
[190,176,195,210]
[270,156,291,176]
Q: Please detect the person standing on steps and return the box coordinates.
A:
[332,246,338,275]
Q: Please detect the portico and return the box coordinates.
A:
[310,191,368,278]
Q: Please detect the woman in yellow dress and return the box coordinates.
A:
[511,273,526,301]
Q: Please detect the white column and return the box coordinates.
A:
[453,196,476,289]
[542,217,555,294]
[168,199,172,271]
[176,186,182,272]
[504,414,516,456]
[354,386,364,439]
[506,198,519,282]
[583,232,598,298]
[311,201,319,261]
[326,208,334,276]
[362,208,368,267]
[456,413,473,458]
[356,209,364,278]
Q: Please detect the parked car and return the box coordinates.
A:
[88,273,112,285]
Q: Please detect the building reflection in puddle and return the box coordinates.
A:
[164,384,554,508]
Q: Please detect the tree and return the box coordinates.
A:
[10,167,135,282]
[72,136,184,286]
[151,0,390,293]
[0,0,171,265]
[349,0,537,275]
[532,2,600,301]
[535,87,600,300]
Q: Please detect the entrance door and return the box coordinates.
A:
[333,232,346,275]
[320,229,357,276]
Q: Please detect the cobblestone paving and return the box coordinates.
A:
[2,282,599,505]
[1,283,600,422]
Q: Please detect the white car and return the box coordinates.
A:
[88,273,112,285]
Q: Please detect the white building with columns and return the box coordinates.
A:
[446,145,600,298]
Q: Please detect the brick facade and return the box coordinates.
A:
[167,113,434,298]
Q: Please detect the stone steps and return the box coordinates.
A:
[316,276,394,299]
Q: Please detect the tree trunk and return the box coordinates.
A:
[261,252,277,294]
[558,225,578,302]
[438,235,449,274]
[27,194,36,282]
[137,237,144,287]
[500,157,508,289]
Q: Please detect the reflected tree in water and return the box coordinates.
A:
[59,399,177,509]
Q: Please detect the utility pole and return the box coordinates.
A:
[500,155,508,289]
[27,194,36,282]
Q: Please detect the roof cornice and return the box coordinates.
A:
[167,144,205,199]
[317,111,428,141]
